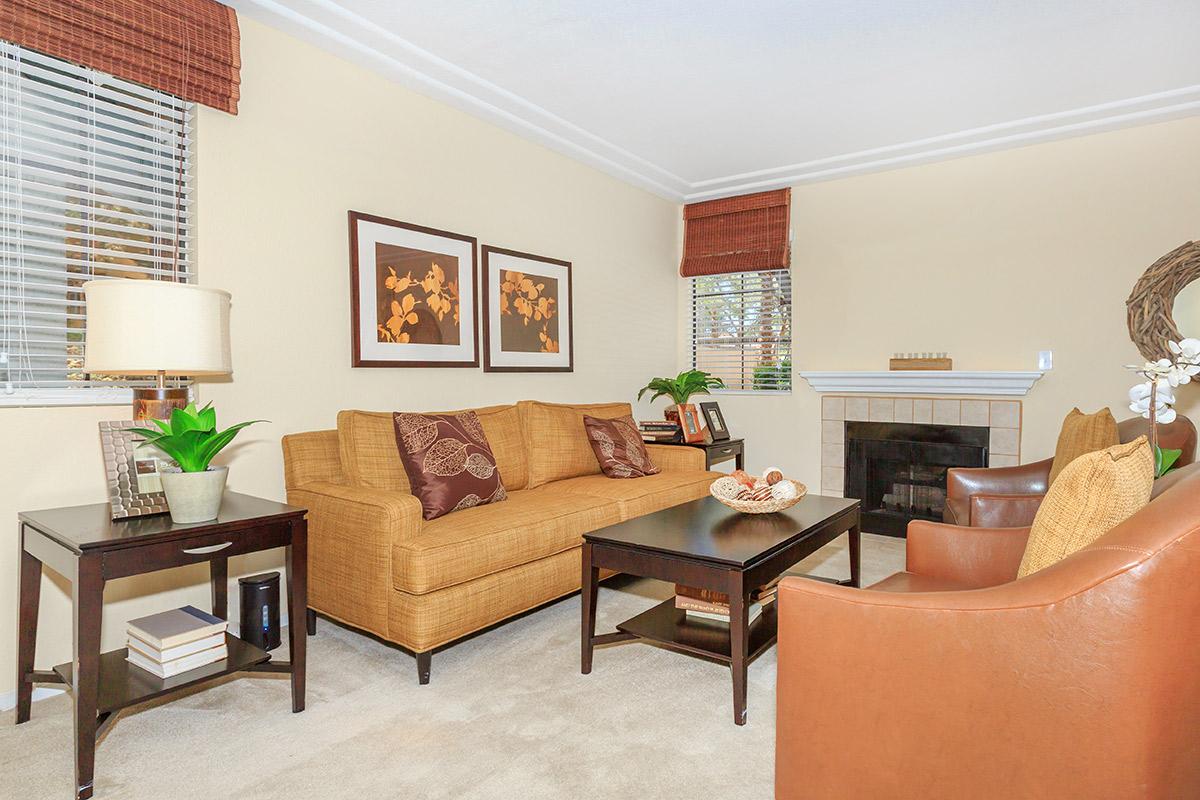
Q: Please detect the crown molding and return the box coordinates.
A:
[233,0,1200,205]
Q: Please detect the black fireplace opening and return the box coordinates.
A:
[844,421,989,537]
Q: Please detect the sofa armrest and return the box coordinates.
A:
[286,481,423,638]
[945,457,1052,525]
[906,520,1030,588]
[773,574,1158,799]
[645,443,707,472]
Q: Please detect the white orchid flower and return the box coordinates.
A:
[1169,338,1200,364]
[1129,379,1176,421]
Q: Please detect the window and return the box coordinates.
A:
[0,41,192,406]
[691,269,792,392]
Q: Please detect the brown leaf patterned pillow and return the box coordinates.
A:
[583,414,661,479]
[393,411,507,520]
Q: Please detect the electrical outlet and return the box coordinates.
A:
[1038,350,1053,370]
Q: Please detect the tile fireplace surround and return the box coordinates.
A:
[820,396,1022,497]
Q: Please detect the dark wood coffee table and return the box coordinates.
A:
[580,494,860,725]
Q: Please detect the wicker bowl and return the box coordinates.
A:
[710,478,808,514]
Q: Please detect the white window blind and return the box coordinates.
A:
[691,269,792,392]
[0,41,192,406]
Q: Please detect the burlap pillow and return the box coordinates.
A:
[1018,437,1153,577]
[392,411,507,520]
[1047,407,1120,485]
[583,414,661,478]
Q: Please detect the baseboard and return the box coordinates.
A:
[0,612,294,711]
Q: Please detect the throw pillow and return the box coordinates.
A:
[1047,407,1120,485]
[1017,437,1153,578]
[583,414,661,479]
[392,411,507,520]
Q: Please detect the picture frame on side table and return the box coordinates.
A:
[676,403,706,443]
[481,245,573,372]
[99,421,173,520]
[699,401,730,441]
[348,211,479,367]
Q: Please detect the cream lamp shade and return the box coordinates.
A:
[83,279,232,375]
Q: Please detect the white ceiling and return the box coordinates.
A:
[230,0,1200,201]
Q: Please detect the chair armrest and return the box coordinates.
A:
[773,574,1160,799]
[645,443,707,472]
[906,520,1030,587]
[286,481,422,639]
[969,493,1043,528]
[945,457,1052,526]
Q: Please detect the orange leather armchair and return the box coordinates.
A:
[775,463,1200,800]
[945,415,1197,527]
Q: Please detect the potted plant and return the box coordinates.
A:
[132,403,263,523]
[637,370,725,441]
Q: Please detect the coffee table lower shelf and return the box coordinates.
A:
[615,599,778,664]
[52,633,272,715]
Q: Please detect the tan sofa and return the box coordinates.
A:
[282,400,720,683]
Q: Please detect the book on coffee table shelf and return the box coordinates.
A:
[674,577,782,609]
[125,606,229,678]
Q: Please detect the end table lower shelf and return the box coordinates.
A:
[616,599,778,664]
[51,633,271,715]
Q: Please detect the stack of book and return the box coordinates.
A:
[126,606,229,679]
[674,579,781,624]
[639,420,682,443]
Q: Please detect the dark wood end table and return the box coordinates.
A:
[15,492,308,800]
[652,438,745,470]
[581,494,860,725]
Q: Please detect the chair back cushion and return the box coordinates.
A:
[1048,407,1120,485]
[1019,437,1154,577]
[392,411,507,520]
[338,404,527,491]
[518,400,632,488]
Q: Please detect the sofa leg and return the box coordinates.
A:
[416,651,431,685]
[305,608,316,636]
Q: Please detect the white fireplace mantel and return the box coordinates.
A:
[798,370,1045,396]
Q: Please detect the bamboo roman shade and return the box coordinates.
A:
[679,188,791,277]
[0,0,241,114]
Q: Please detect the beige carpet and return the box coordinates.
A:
[1,533,904,800]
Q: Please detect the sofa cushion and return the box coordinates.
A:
[392,411,508,520]
[519,400,632,488]
[339,404,527,491]
[1047,407,1120,485]
[547,470,722,519]
[392,488,622,594]
[583,414,661,478]
[1018,437,1154,578]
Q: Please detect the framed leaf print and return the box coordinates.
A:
[481,245,573,372]
[349,211,479,367]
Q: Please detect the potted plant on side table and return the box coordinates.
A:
[637,369,725,443]
[133,403,263,523]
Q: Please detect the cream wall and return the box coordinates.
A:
[0,19,679,698]
[680,116,1200,488]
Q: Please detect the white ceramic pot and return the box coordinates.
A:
[160,466,228,523]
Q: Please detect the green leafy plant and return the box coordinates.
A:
[132,403,263,473]
[637,369,725,405]
[752,356,792,391]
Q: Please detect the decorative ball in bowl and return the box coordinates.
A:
[710,467,807,514]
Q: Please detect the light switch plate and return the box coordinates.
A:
[1038,350,1053,370]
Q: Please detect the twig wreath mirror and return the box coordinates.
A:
[1127,240,1200,361]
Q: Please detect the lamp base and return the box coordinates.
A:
[133,387,188,421]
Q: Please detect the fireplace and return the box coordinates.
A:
[844,421,989,536]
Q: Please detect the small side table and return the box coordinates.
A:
[15,492,308,800]
[653,438,745,470]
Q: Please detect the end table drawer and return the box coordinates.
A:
[101,523,293,579]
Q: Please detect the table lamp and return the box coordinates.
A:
[82,279,232,420]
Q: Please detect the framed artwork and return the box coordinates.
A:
[481,245,573,372]
[699,401,730,441]
[99,421,173,520]
[676,403,706,444]
[349,211,479,367]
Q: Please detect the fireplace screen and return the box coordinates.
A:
[845,421,989,537]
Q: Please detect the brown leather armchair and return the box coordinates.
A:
[945,415,1197,527]
[775,462,1200,800]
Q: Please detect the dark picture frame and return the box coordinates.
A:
[481,245,574,373]
[699,401,730,441]
[348,210,479,368]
